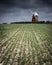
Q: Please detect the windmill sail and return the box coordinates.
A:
[29,9,38,16]
[29,9,34,14]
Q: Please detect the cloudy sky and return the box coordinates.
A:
[0,0,52,23]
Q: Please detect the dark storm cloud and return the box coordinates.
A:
[0,0,52,13]
[0,0,52,23]
[0,0,52,8]
[41,0,52,6]
[0,0,52,12]
[0,0,15,7]
[0,0,51,8]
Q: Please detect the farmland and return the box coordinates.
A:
[0,24,52,65]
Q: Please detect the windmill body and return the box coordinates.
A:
[29,10,39,22]
[32,12,39,22]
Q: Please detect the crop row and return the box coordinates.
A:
[0,24,52,65]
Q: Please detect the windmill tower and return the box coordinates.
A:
[30,10,39,22]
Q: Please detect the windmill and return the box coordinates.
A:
[29,10,39,22]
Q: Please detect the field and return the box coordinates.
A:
[0,24,52,65]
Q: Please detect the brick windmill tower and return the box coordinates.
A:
[30,10,39,22]
[32,12,39,22]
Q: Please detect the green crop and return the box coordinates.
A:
[0,24,52,65]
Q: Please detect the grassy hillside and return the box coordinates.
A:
[0,24,52,65]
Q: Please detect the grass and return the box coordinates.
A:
[0,24,52,65]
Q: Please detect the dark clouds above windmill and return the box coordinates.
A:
[0,0,52,9]
[0,0,52,23]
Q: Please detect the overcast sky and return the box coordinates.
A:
[0,0,52,23]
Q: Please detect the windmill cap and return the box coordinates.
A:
[34,12,38,16]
